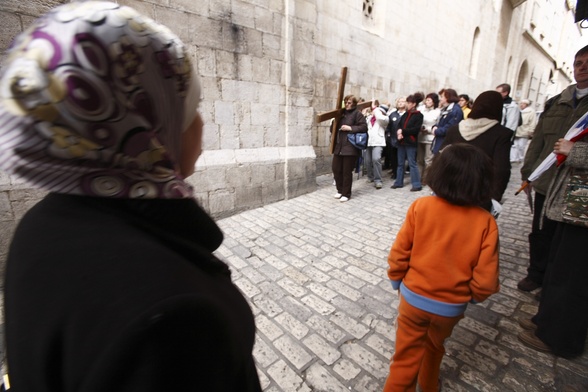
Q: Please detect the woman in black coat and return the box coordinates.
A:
[331,94,368,201]
[441,90,512,204]
[0,3,261,391]
[391,92,425,191]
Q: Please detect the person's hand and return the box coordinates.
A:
[397,129,403,140]
[340,125,352,131]
[554,138,573,156]
[431,125,437,135]
[522,181,533,195]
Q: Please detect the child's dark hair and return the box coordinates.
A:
[425,143,493,206]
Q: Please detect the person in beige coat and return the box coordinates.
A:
[510,99,537,162]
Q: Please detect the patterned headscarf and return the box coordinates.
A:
[0,1,201,198]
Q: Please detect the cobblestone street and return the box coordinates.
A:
[214,164,588,391]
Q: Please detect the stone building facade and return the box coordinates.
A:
[0,0,585,264]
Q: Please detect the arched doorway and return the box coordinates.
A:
[515,60,529,101]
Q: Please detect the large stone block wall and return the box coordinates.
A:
[0,0,584,268]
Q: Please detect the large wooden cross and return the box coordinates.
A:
[316,67,372,154]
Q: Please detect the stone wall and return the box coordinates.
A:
[0,0,585,267]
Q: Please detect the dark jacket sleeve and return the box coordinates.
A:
[492,126,513,202]
[349,110,368,133]
[440,124,460,150]
[435,105,463,138]
[520,98,556,181]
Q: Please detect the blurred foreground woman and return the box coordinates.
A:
[0,2,261,391]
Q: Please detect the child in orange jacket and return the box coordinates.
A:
[383,144,500,392]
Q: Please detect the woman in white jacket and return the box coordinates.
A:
[365,102,390,188]
[418,93,441,180]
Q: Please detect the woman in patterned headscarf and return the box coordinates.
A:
[0,2,261,391]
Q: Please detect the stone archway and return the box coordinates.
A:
[515,60,529,100]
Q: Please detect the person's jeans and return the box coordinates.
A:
[365,146,384,184]
[394,144,421,188]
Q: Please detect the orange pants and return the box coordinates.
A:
[383,295,463,392]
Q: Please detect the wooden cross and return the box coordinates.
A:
[316,67,372,154]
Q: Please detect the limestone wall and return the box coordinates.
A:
[0,0,585,267]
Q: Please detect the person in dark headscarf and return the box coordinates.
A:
[441,90,512,204]
[0,2,261,391]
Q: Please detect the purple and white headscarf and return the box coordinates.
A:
[0,1,201,198]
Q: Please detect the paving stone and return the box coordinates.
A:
[240,266,267,284]
[273,335,313,370]
[352,373,383,392]
[509,356,557,386]
[340,341,388,378]
[276,277,307,298]
[266,359,308,392]
[258,264,284,282]
[274,312,309,340]
[329,297,365,319]
[304,362,349,392]
[208,170,588,391]
[451,325,480,346]
[253,295,283,317]
[257,369,271,390]
[365,332,393,359]
[301,265,330,283]
[258,281,287,301]
[281,266,310,285]
[357,294,395,318]
[278,296,313,321]
[332,358,362,381]
[325,279,362,301]
[446,341,499,376]
[459,316,500,341]
[458,365,502,392]
[305,314,347,344]
[254,336,280,368]
[300,293,335,315]
[302,334,341,365]
[475,339,511,366]
[233,276,261,298]
[256,314,284,341]
[307,282,338,301]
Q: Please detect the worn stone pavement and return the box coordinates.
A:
[213,163,588,392]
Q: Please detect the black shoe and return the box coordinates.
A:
[410,187,422,192]
[518,330,551,353]
[517,277,541,292]
[391,185,402,189]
